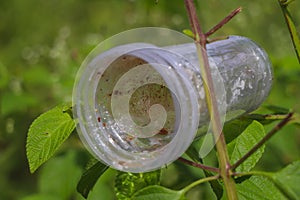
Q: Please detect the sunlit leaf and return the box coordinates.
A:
[228,120,265,172]
[26,103,75,173]
[182,29,195,38]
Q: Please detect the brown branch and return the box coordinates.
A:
[205,7,242,38]
[178,157,220,173]
[231,113,293,170]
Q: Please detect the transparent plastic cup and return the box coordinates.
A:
[73,28,272,173]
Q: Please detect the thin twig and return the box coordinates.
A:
[184,0,205,46]
[205,7,242,38]
[231,113,293,170]
[263,113,291,120]
[178,157,220,173]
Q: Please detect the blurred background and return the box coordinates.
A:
[0,0,299,199]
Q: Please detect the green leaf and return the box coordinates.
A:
[272,160,300,200]
[279,0,300,63]
[115,170,161,200]
[223,117,253,144]
[85,168,116,200]
[244,113,284,125]
[223,113,287,144]
[186,143,223,199]
[204,171,223,200]
[182,29,195,38]
[26,103,75,173]
[38,150,82,199]
[236,176,287,200]
[132,185,184,200]
[265,105,290,114]
[77,161,109,199]
[186,138,204,163]
[228,120,265,172]
[290,112,300,126]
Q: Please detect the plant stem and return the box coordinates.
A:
[184,0,238,199]
[182,175,219,194]
[178,157,220,173]
[263,113,291,120]
[231,113,293,170]
[278,0,300,63]
[205,7,242,38]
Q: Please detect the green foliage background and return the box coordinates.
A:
[0,0,299,199]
